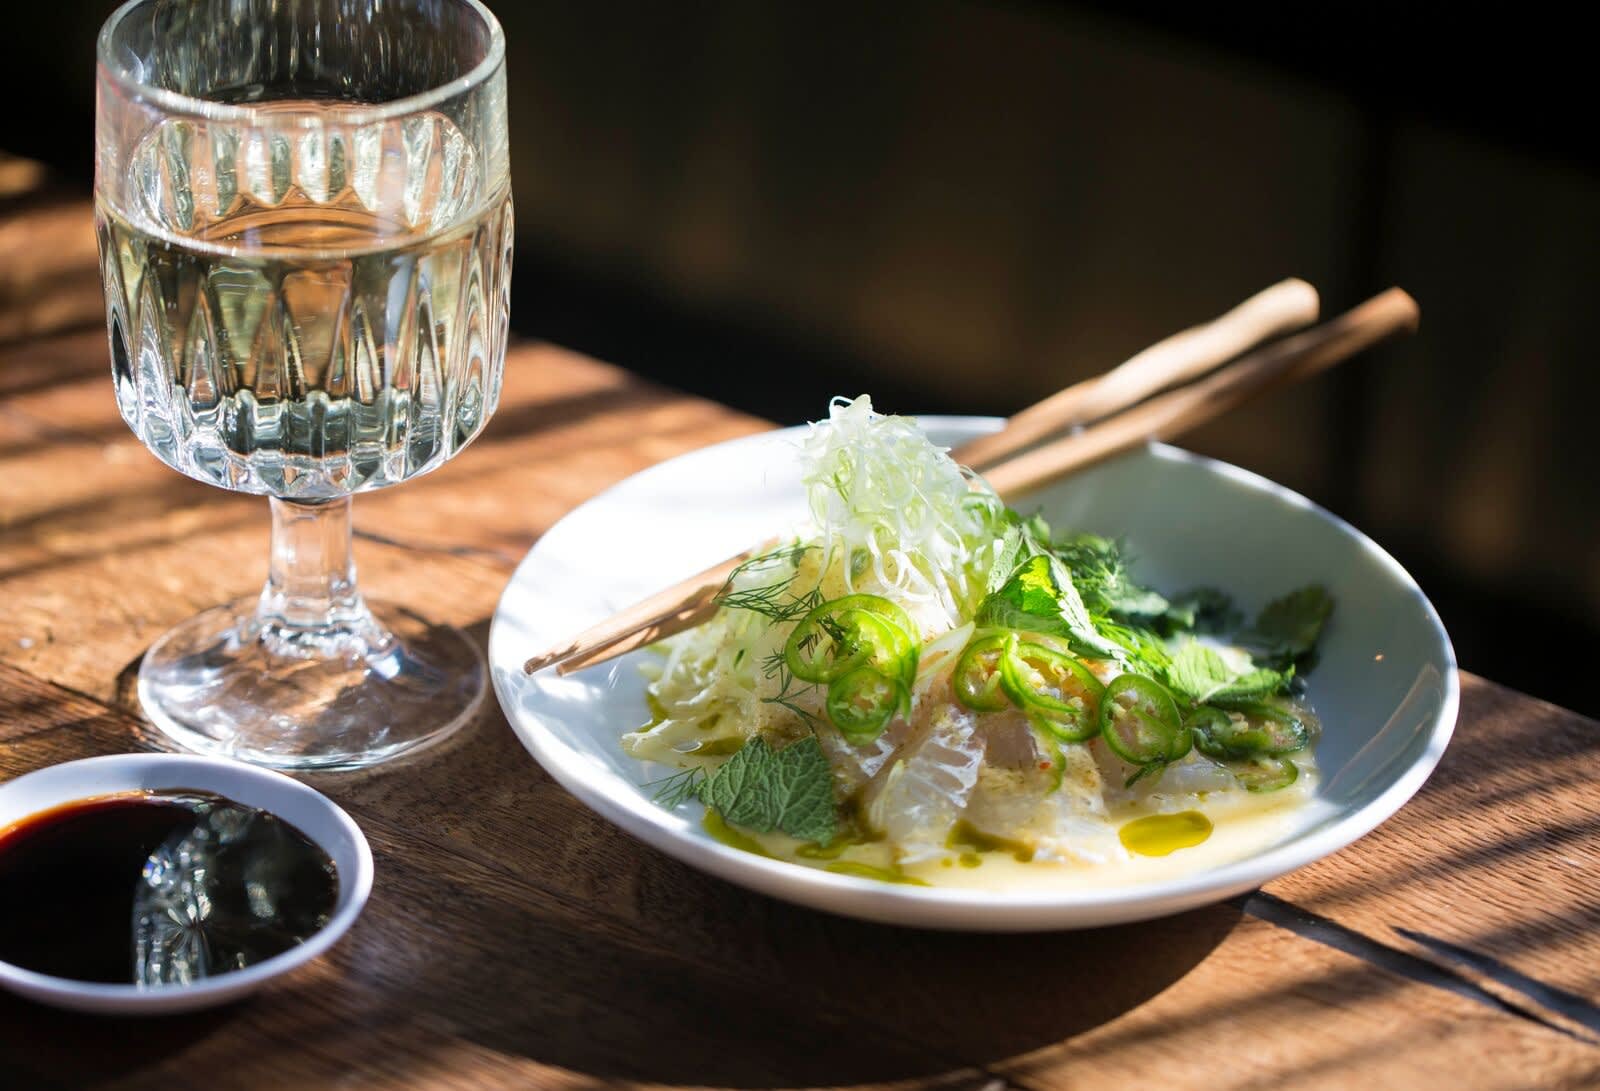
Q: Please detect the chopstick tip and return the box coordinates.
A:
[1388,287,1421,331]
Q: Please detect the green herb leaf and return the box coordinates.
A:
[1052,533,1181,623]
[713,543,824,623]
[1165,642,1289,706]
[1162,587,1242,634]
[1097,619,1173,678]
[1243,586,1333,667]
[975,554,1122,660]
[985,511,1051,594]
[698,736,837,845]
[646,766,707,809]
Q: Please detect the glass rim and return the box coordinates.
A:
[96,0,506,123]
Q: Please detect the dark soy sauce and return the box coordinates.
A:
[0,790,338,985]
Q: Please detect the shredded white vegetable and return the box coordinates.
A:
[799,396,1003,635]
[626,395,1006,765]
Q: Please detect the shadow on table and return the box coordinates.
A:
[0,995,236,1086]
[0,622,1236,1090]
[318,618,1243,1087]
[392,849,1243,1087]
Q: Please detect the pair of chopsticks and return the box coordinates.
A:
[525,280,1419,676]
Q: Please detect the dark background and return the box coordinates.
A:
[4,1,1595,714]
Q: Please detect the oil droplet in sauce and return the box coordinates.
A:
[947,820,1035,862]
[1119,810,1214,857]
[702,813,926,884]
[701,811,773,857]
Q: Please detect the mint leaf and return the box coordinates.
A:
[1166,642,1288,706]
[767,737,837,844]
[985,511,1051,595]
[1244,586,1333,667]
[1098,619,1173,678]
[986,522,1030,596]
[700,736,770,828]
[976,554,1121,659]
[1163,587,1242,634]
[698,736,837,845]
[1107,585,1172,621]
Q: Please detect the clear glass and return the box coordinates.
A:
[94,0,512,769]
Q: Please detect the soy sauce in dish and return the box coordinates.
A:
[0,790,338,985]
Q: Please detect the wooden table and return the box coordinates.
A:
[2,187,1598,1091]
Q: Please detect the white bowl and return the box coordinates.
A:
[0,753,373,1013]
[488,420,1458,930]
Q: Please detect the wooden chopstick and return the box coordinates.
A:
[525,280,1321,675]
[982,287,1418,497]
[528,286,1317,675]
[545,288,1415,676]
[957,277,1320,470]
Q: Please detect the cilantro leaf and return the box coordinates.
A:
[697,736,837,845]
[1166,642,1289,706]
[1243,586,1333,667]
[975,554,1121,659]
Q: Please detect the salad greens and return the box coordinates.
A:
[627,396,1336,862]
[651,736,837,846]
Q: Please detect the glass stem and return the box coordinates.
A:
[258,497,382,653]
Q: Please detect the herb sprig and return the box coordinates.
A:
[713,544,824,623]
[647,736,837,845]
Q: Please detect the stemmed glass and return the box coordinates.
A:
[94,0,511,769]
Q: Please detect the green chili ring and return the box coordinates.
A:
[952,631,1014,712]
[1098,673,1183,766]
[784,594,917,685]
[1229,755,1300,793]
[826,666,909,743]
[1000,640,1104,742]
[1191,701,1310,760]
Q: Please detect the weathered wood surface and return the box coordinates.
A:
[2,187,1598,1090]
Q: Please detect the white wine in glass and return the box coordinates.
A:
[95,0,512,769]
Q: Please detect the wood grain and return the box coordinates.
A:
[1,664,1598,1089]
[1,192,1597,1089]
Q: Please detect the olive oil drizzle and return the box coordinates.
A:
[1119,810,1214,857]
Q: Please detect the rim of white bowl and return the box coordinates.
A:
[489,426,1459,927]
[0,753,374,1004]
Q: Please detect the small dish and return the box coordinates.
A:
[488,419,1458,930]
[0,753,373,1014]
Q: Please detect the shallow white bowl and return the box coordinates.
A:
[488,420,1458,930]
[0,753,373,1013]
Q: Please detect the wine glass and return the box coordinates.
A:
[94,0,512,769]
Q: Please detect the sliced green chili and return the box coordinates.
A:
[1190,701,1310,760]
[784,594,917,685]
[1000,640,1104,743]
[826,666,909,743]
[952,631,1013,712]
[1228,755,1300,793]
[1099,673,1183,766]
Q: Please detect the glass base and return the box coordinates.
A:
[137,597,485,771]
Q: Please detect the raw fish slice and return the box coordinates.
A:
[1145,753,1238,796]
[817,620,970,795]
[964,740,1124,864]
[1092,741,1237,808]
[814,716,912,795]
[979,710,1046,770]
[862,704,985,862]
